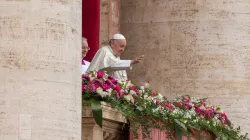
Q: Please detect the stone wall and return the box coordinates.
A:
[100,0,121,46]
[121,0,250,134]
[0,0,82,139]
[82,103,129,140]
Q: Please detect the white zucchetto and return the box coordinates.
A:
[112,34,126,40]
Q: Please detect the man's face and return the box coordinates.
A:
[110,39,126,57]
[82,40,89,58]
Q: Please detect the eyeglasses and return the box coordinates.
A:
[82,47,90,51]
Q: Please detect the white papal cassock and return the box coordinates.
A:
[86,45,131,81]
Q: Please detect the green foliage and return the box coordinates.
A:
[90,99,102,128]
[82,71,249,140]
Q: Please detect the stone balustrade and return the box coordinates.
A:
[82,102,129,140]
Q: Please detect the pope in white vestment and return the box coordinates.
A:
[86,34,144,81]
[87,45,131,80]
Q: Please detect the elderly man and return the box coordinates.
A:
[82,37,90,74]
[86,34,144,81]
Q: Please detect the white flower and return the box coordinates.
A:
[156,93,164,101]
[96,87,103,94]
[184,112,192,119]
[136,106,143,111]
[129,90,136,95]
[124,94,134,103]
[97,87,107,98]
[139,86,145,93]
[139,90,143,94]
[107,88,112,93]
[153,99,156,104]
[152,106,161,113]
[140,86,145,90]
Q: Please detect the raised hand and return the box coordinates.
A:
[131,55,145,65]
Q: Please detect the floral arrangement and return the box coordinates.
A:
[82,71,249,140]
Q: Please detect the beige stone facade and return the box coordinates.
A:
[121,0,250,134]
[100,0,121,46]
[0,0,82,140]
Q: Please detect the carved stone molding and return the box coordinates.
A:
[82,102,129,140]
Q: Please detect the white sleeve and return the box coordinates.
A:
[109,60,131,70]
[100,60,132,72]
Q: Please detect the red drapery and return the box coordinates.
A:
[82,0,100,62]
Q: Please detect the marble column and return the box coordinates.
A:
[0,0,82,139]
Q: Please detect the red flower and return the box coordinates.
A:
[194,106,201,114]
[174,102,183,109]
[206,114,211,120]
[94,84,100,89]
[129,85,135,90]
[113,85,121,92]
[97,72,104,79]
[182,98,189,103]
[111,79,118,85]
[156,100,160,105]
[201,101,206,107]
[184,103,192,110]
[164,103,175,111]
[82,74,90,81]
[120,91,125,96]
[151,92,156,97]
[85,81,96,93]
[102,83,110,91]
[116,92,120,100]
[82,85,85,91]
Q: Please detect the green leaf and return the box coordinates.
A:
[174,119,187,131]
[91,99,102,128]
[175,124,182,140]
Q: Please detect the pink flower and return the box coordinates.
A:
[82,74,90,81]
[129,85,136,90]
[116,92,120,100]
[174,102,183,109]
[102,83,110,91]
[206,115,211,120]
[164,103,175,111]
[151,92,156,97]
[85,82,97,93]
[120,91,125,96]
[200,109,207,115]
[108,76,115,80]
[105,80,113,86]
[184,103,192,110]
[113,85,121,92]
[82,85,85,91]
[201,101,206,107]
[221,113,228,120]
[221,113,230,125]
[93,79,102,86]
[182,98,189,103]
[94,84,100,89]
[97,72,104,79]
[129,86,139,93]
[111,79,118,85]
[156,100,160,105]
[194,106,201,114]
